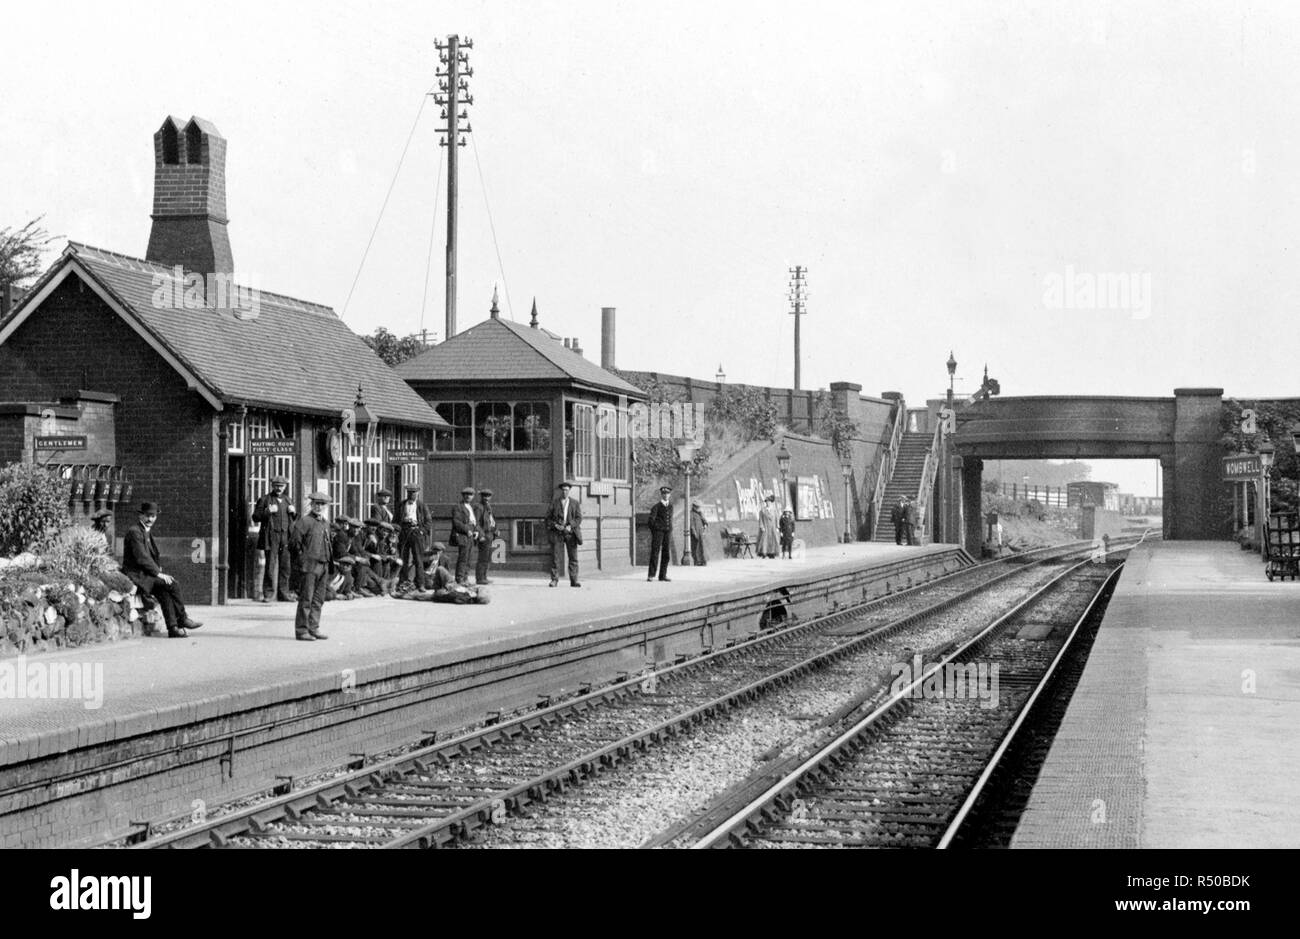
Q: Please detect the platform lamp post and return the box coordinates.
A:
[840,457,853,543]
[776,439,791,506]
[946,351,957,407]
[677,440,700,565]
[1259,439,1275,560]
[716,364,726,384]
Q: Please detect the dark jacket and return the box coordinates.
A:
[545,496,583,544]
[252,491,294,549]
[451,500,477,547]
[290,513,334,573]
[890,502,906,525]
[690,508,707,539]
[122,521,162,593]
[370,502,395,525]
[648,500,674,533]
[396,499,431,534]
[778,513,796,538]
[903,502,919,525]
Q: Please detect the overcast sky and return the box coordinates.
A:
[6,0,1294,497]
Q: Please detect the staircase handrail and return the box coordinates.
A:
[870,398,907,535]
[913,416,944,541]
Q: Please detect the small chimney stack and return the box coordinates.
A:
[573,337,583,358]
[601,307,616,370]
[563,338,571,349]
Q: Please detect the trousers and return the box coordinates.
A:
[295,563,329,635]
[550,533,579,584]
[648,530,672,579]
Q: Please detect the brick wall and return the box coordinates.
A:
[147,120,232,275]
[0,276,217,600]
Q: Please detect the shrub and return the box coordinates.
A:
[0,464,70,556]
[41,524,114,577]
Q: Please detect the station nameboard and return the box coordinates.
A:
[247,438,296,456]
[1223,453,1262,481]
[387,448,432,463]
[35,435,87,450]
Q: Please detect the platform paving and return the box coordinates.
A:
[1012,540,1300,848]
[0,542,958,764]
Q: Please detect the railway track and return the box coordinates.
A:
[125,536,1143,849]
[686,558,1123,849]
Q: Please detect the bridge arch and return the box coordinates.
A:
[951,388,1224,552]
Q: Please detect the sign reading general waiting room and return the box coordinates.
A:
[1223,453,1262,481]
[386,448,432,463]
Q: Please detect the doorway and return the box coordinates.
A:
[227,455,247,599]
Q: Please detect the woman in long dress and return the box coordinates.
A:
[756,494,780,558]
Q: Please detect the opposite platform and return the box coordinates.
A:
[1012,540,1300,849]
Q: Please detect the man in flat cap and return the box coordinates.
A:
[690,499,709,567]
[289,491,333,640]
[371,488,395,526]
[545,481,583,587]
[122,501,203,639]
[397,483,430,592]
[451,486,478,585]
[647,485,675,581]
[474,489,497,585]
[252,475,296,602]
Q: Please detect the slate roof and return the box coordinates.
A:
[5,243,446,427]
[396,315,645,399]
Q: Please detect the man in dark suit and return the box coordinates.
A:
[252,474,296,603]
[903,497,919,546]
[545,481,583,587]
[689,499,709,567]
[289,491,333,640]
[891,496,907,545]
[396,484,430,591]
[121,501,203,639]
[473,489,497,585]
[647,485,674,581]
[451,486,478,585]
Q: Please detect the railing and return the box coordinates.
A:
[869,399,907,536]
[912,417,943,543]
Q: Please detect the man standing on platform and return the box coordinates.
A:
[451,486,478,584]
[648,485,674,581]
[252,475,296,603]
[290,492,332,640]
[474,489,497,585]
[903,497,919,546]
[546,481,583,587]
[891,496,907,546]
[371,488,395,525]
[689,499,709,567]
[397,484,430,591]
[122,501,203,639]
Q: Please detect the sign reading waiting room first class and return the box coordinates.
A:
[1223,453,1262,481]
[247,437,296,456]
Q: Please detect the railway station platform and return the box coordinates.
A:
[1,541,971,847]
[1012,540,1300,849]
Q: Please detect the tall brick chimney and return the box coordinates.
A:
[145,116,233,276]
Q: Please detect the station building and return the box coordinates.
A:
[396,298,646,574]
[0,116,447,604]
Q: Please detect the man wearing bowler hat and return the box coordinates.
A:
[545,481,583,587]
[122,501,203,639]
[647,485,675,581]
[252,474,296,602]
[397,483,430,591]
[289,491,333,640]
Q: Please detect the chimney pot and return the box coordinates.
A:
[146,116,233,278]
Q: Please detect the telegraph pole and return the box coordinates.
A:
[435,35,473,340]
[788,266,807,390]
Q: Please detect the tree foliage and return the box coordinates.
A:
[0,217,54,290]
[1221,399,1300,516]
[815,393,859,459]
[361,327,428,367]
